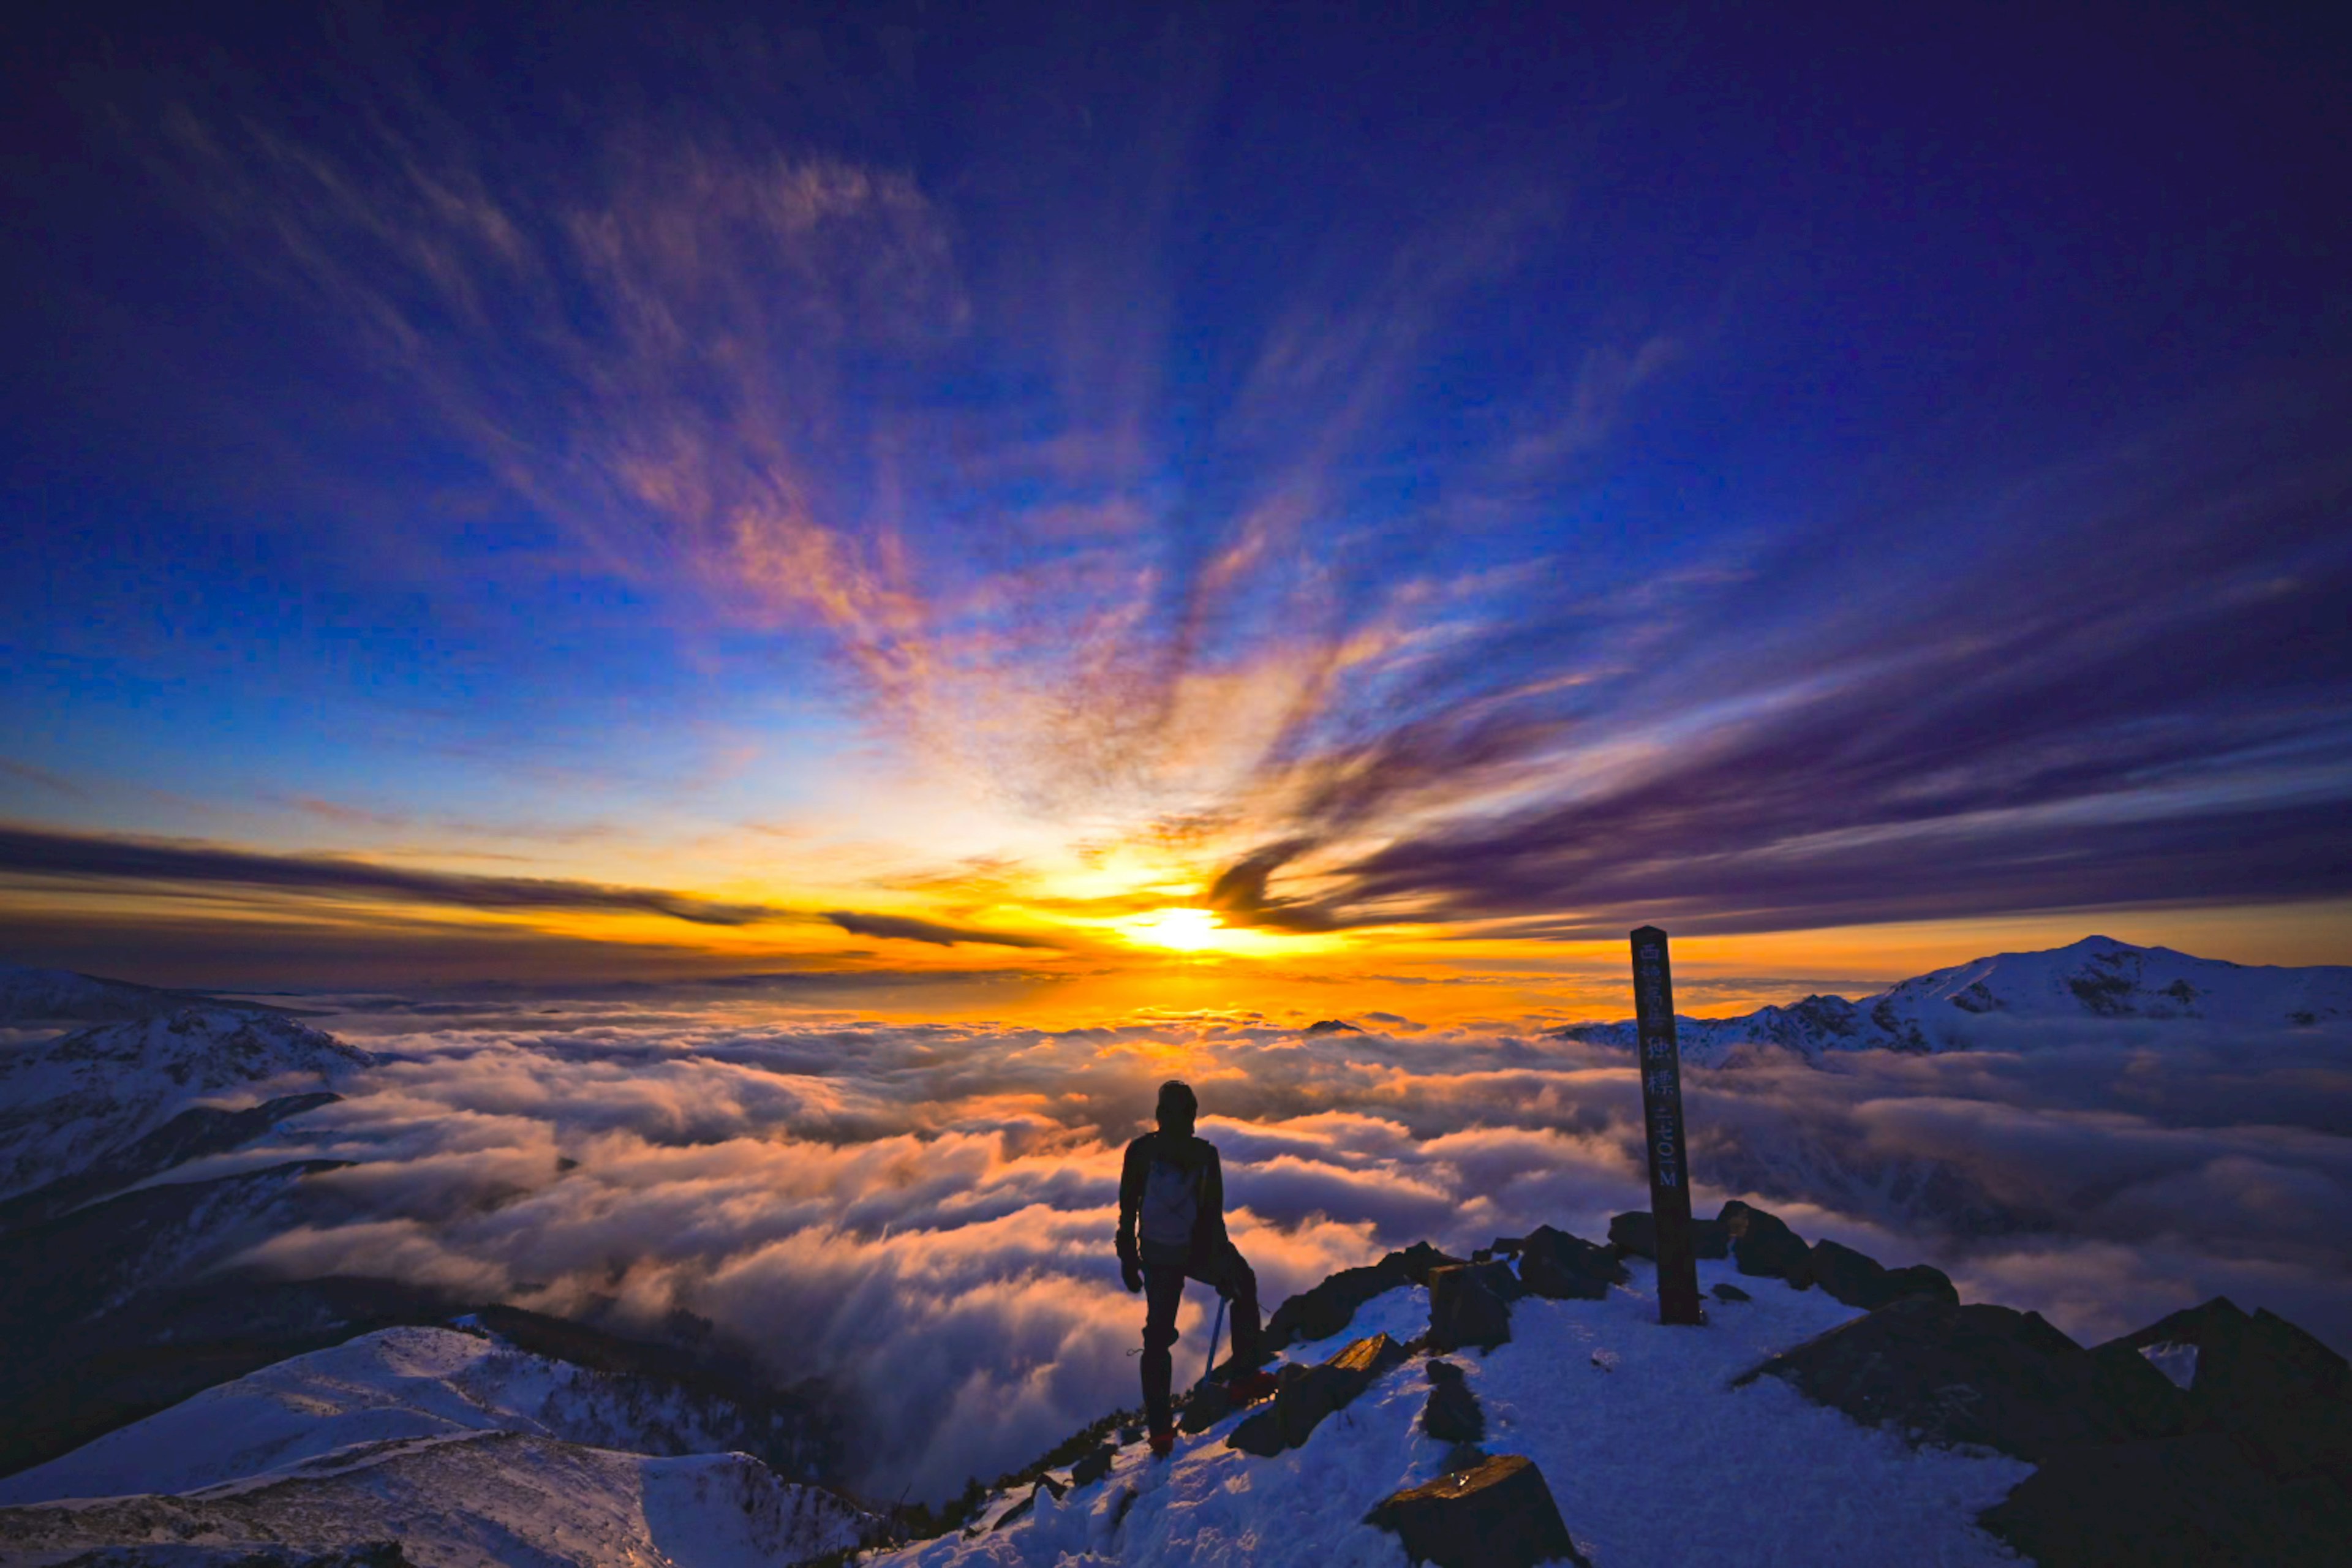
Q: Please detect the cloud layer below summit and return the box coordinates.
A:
[206,992,2352,1499]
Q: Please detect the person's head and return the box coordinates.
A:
[1155,1080,1197,1139]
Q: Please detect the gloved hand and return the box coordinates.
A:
[1121,1259,1144,1294]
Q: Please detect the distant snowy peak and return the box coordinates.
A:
[1548,937,2352,1064]
[0,962,205,1024]
[0,1006,372,1205]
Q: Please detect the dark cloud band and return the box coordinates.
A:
[0,824,788,927]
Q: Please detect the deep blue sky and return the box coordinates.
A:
[2,0,2348,990]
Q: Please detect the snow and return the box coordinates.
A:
[0,1006,369,1201]
[0,963,190,1025]
[0,1325,787,1504]
[2138,1341,2198,1390]
[884,1259,2032,1567]
[0,1433,869,1568]
[1551,936,2352,1063]
[0,1326,875,1567]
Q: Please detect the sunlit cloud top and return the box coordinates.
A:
[3,2,2348,1000]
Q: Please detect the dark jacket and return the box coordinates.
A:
[1117,1129,1229,1270]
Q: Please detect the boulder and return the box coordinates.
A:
[1980,1430,2352,1567]
[1515,1226,1628,1302]
[1225,1332,1408,1457]
[1710,1282,1751,1303]
[1265,1242,1467,1350]
[1428,1263,1515,1354]
[1363,1452,1589,1567]
[1732,1294,2164,1461]
[1422,1359,1485,1444]
[1803,1238,1958,1310]
[1178,1379,1234,1435]
[1716,1200,1811,1283]
[1069,1441,1115,1486]
[1606,1210,1726,1261]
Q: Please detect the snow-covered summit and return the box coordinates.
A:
[0,1006,372,1204]
[1550,936,2352,1065]
[873,1265,2032,1568]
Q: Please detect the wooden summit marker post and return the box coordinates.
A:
[1630,925,1704,1325]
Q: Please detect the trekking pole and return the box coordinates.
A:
[1204,1297,1226,1384]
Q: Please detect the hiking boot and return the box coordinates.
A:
[1148,1426,1176,1458]
[1225,1368,1280,1404]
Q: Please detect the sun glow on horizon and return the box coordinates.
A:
[1118,907,1228,952]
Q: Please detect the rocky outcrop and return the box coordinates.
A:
[1069,1441,1115,1486]
[1513,1226,1627,1301]
[1226,1332,1408,1457]
[1803,1238,1958,1311]
[1420,1359,1484,1444]
[1975,1295,2352,1566]
[1716,1200,1812,1282]
[1265,1242,1466,1350]
[1733,1295,2164,1460]
[1427,1263,1517,1354]
[1364,1453,1588,1567]
[1980,1430,2352,1566]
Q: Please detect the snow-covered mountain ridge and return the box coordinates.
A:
[0,1006,371,1205]
[0,962,216,1025]
[0,1323,879,1567]
[1548,936,2352,1064]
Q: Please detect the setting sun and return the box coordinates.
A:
[1119,907,1227,951]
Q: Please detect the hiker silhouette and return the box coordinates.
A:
[1117,1080,1278,1451]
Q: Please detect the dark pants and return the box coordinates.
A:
[1140,1243,1264,1434]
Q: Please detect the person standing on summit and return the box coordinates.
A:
[1118,1080,1280,1455]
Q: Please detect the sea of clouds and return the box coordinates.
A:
[184,994,2352,1501]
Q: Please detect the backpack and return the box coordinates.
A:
[1138,1150,1204,1263]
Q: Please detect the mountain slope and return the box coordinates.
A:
[878,1265,2030,1567]
[0,1006,371,1204]
[1550,937,2352,1064]
[0,1432,868,1568]
[0,1325,878,1567]
[0,963,209,1025]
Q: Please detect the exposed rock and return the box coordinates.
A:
[1605,1210,1726,1261]
[1514,1225,1627,1302]
[1304,1019,1362,1035]
[1710,1282,1751,1303]
[1265,1242,1466,1350]
[1980,1430,2352,1567]
[1717,1201,1812,1283]
[1363,1452,1589,1567]
[1803,1238,1958,1311]
[1069,1442,1115,1486]
[1395,1241,1470,1285]
[2098,1296,2352,1493]
[1177,1379,1233,1434]
[1226,1332,1408,1457]
[1421,1359,1484,1444]
[1427,1263,1515,1354]
[2086,1340,2187,1441]
[1732,1294,2163,1461]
